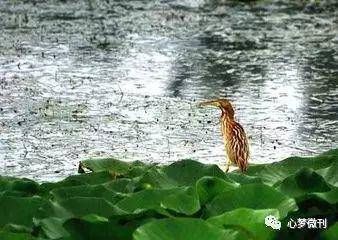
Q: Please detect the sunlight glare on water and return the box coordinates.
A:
[0,0,337,181]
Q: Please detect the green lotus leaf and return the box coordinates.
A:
[0,231,40,240]
[79,158,147,176]
[289,187,338,218]
[2,224,32,234]
[274,168,332,198]
[50,184,122,204]
[0,196,53,228]
[316,161,338,187]
[311,187,338,204]
[33,217,69,240]
[244,153,337,186]
[319,149,338,156]
[115,187,200,215]
[162,159,226,186]
[103,178,134,193]
[133,218,242,240]
[206,183,298,218]
[196,176,239,205]
[0,176,39,197]
[39,171,117,194]
[226,172,263,185]
[292,196,336,218]
[63,216,134,240]
[321,222,338,240]
[133,168,177,190]
[0,149,336,240]
[56,197,117,218]
[207,208,279,240]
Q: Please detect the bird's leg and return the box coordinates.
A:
[225,159,230,173]
[225,164,229,173]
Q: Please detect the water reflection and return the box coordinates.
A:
[117,37,175,96]
[0,0,337,181]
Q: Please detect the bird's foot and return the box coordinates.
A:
[225,164,230,173]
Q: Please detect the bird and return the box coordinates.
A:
[199,99,249,172]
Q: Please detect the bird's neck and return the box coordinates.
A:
[221,111,235,122]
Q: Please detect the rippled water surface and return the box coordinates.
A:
[0,0,337,181]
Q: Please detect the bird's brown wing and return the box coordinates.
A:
[227,122,249,171]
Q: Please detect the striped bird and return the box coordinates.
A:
[199,99,249,172]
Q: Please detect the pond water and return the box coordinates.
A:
[0,0,337,181]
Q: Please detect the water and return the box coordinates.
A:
[0,0,337,181]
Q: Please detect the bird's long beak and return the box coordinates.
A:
[198,100,219,107]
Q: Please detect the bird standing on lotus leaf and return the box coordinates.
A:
[199,99,249,172]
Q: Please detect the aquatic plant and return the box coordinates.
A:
[0,149,337,239]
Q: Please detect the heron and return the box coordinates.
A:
[199,99,249,172]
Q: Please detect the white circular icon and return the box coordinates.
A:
[265,215,281,230]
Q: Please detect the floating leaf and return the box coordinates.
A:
[321,222,338,240]
[316,161,338,187]
[244,154,337,186]
[63,216,134,240]
[51,184,122,204]
[133,218,238,240]
[207,208,279,240]
[115,187,200,215]
[57,197,117,218]
[0,176,39,197]
[103,178,134,193]
[0,149,336,240]
[226,172,263,185]
[0,231,39,240]
[206,184,298,218]
[134,168,177,190]
[274,168,332,198]
[196,176,239,205]
[39,171,117,194]
[311,187,338,204]
[34,217,69,240]
[0,196,52,228]
[79,158,147,176]
[163,160,225,186]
